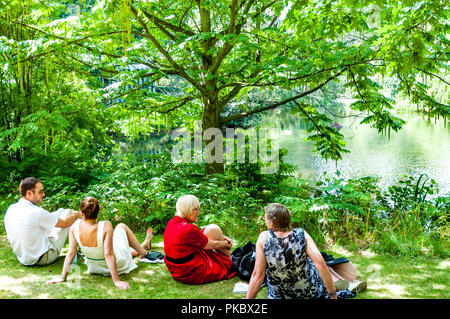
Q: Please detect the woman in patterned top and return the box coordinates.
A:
[246,203,341,299]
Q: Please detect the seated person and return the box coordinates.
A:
[45,196,153,290]
[163,195,235,284]
[4,177,81,266]
[246,203,355,299]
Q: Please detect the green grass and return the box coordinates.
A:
[0,219,448,299]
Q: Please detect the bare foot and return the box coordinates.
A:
[143,228,153,251]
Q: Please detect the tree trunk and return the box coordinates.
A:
[202,97,224,175]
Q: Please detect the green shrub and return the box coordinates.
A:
[1,141,447,259]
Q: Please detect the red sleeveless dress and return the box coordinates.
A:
[163,216,235,284]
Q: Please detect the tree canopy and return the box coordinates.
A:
[0,0,448,174]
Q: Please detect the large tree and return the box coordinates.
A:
[2,0,448,174]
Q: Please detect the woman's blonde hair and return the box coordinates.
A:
[175,195,200,219]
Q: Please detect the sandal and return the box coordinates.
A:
[334,280,349,291]
[349,281,367,293]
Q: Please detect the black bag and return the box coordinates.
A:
[231,241,256,281]
[320,252,350,266]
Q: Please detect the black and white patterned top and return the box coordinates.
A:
[264,228,328,299]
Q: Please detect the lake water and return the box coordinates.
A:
[121,105,449,197]
[261,106,450,196]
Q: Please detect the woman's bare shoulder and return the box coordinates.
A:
[256,231,269,247]
[102,220,114,232]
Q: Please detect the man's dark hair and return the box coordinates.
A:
[19,177,42,197]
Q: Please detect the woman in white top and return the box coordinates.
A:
[45,197,153,290]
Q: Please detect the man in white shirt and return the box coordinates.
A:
[4,177,81,266]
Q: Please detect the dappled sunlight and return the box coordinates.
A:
[369,283,407,298]
[0,276,29,296]
[142,269,155,276]
[0,235,9,246]
[363,263,383,280]
[409,274,432,281]
[360,250,377,258]
[0,274,44,296]
[152,242,164,248]
[436,260,449,270]
[432,283,446,290]
[132,277,150,284]
[355,257,450,298]
[412,264,428,270]
[385,285,406,297]
[362,262,408,298]
[331,247,352,257]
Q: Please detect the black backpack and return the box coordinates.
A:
[231,243,350,282]
[231,241,257,281]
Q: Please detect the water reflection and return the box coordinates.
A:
[262,107,450,196]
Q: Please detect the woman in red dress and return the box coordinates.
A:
[163,195,236,284]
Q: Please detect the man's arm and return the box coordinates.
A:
[55,210,82,228]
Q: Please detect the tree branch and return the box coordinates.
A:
[52,59,112,79]
[139,7,195,37]
[129,5,209,98]
[217,67,266,111]
[406,0,449,32]
[228,0,239,34]
[64,54,119,78]
[94,82,150,107]
[179,0,196,29]
[293,100,327,137]
[415,67,450,86]
[2,16,125,61]
[209,0,276,74]
[218,84,244,111]
[311,95,365,119]
[159,95,200,114]
[219,68,347,124]
[217,58,382,91]
[396,72,413,98]
[348,66,376,113]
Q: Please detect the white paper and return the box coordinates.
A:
[233,282,249,293]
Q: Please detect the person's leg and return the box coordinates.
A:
[328,265,345,281]
[330,262,367,293]
[331,262,358,282]
[116,223,152,258]
[202,224,231,257]
[327,265,349,291]
[35,247,59,266]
